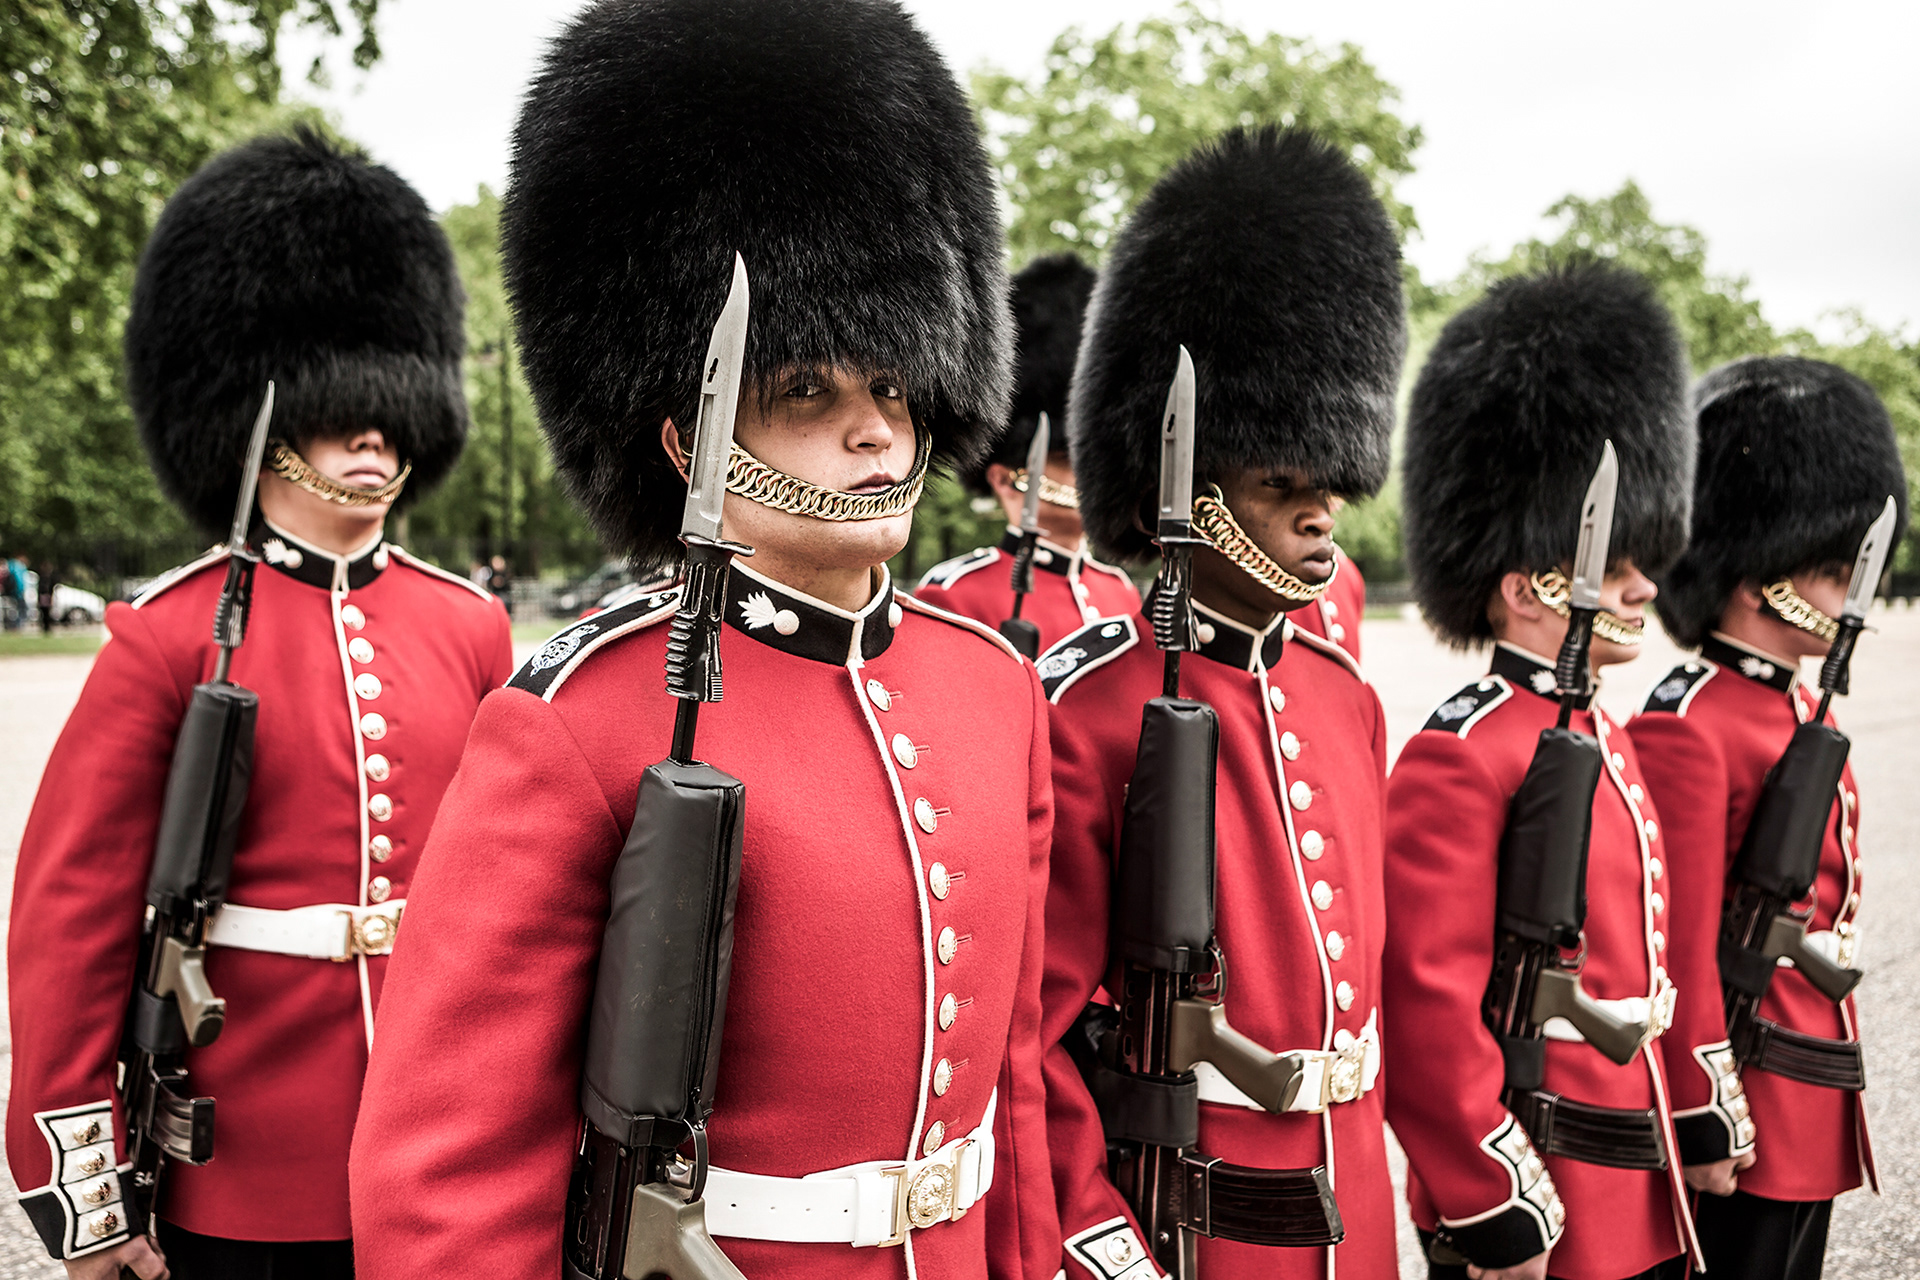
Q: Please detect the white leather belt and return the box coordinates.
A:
[1542,973,1676,1045]
[1788,926,1858,971]
[706,1091,996,1248]
[206,901,404,961]
[1195,1010,1382,1113]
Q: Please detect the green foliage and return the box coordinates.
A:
[0,1,379,580]
[404,187,602,577]
[973,0,1422,267]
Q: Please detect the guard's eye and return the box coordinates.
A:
[782,380,826,399]
[871,381,905,400]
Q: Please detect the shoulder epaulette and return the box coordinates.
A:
[1039,615,1138,704]
[508,586,683,701]
[130,546,228,609]
[917,547,999,591]
[1641,658,1717,716]
[1287,618,1363,680]
[388,546,497,602]
[897,592,1022,662]
[1421,675,1513,737]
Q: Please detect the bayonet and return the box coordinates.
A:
[211,384,275,681]
[1815,494,1898,712]
[664,255,756,761]
[1150,347,1204,694]
[997,412,1051,658]
[1017,411,1049,538]
[1551,440,1617,722]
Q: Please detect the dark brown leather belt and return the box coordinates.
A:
[1505,1088,1668,1171]
[1745,1017,1867,1091]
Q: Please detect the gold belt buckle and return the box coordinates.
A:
[1328,1042,1366,1105]
[880,1138,969,1247]
[343,906,401,959]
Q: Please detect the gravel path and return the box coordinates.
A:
[0,614,1912,1277]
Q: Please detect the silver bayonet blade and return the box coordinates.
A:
[682,253,750,543]
[1018,412,1050,534]
[229,383,275,551]
[1568,439,1618,610]
[1157,346,1196,533]
[1842,495,1899,620]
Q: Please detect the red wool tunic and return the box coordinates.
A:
[1383,644,1698,1280]
[1628,633,1877,1203]
[914,530,1141,653]
[1288,547,1366,665]
[347,564,1059,1280]
[1039,602,1397,1280]
[7,526,511,1256]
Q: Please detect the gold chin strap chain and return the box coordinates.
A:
[1530,568,1646,645]
[1010,469,1080,510]
[1760,579,1840,642]
[724,426,931,522]
[267,442,412,507]
[1190,487,1332,605]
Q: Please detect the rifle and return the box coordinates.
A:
[1479,441,1668,1174]
[1084,348,1341,1279]
[997,411,1051,659]
[1718,496,1896,1086]
[564,256,754,1280]
[119,385,275,1240]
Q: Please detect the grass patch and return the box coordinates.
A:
[0,630,106,656]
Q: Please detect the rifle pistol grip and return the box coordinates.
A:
[1530,969,1649,1067]
[622,1183,748,1280]
[1167,998,1305,1113]
[155,937,227,1048]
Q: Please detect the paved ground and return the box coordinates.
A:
[0,612,1914,1277]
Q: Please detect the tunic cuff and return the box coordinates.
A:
[1673,1041,1757,1164]
[1433,1115,1566,1269]
[20,1100,134,1258]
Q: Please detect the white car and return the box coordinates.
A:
[15,572,107,626]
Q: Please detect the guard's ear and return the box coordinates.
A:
[660,419,691,482]
[984,462,1019,503]
[1495,571,1550,626]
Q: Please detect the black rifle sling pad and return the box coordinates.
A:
[1496,728,1602,945]
[147,682,258,915]
[1064,1003,1198,1149]
[1116,698,1219,973]
[1733,722,1850,899]
[581,760,745,1148]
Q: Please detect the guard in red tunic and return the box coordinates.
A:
[1630,356,1903,1280]
[916,254,1139,645]
[1384,265,1701,1280]
[1039,127,1407,1280]
[346,4,1057,1279]
[6,129,510,1278]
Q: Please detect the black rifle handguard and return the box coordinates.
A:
[1731,722,1850,901]
[146,682,258,921]
[1496,728,1601,945]
[1115,698,1218,973]
[580,761,746,1144]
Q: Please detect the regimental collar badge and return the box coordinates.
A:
[257,517,387,592]
[1491,642,1592,710]
[724,560,898,665]
[1702,634,1797,692]
[1168,596,1286,673]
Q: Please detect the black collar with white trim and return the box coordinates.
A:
[997,528,1083,578]
[1491,641,1593,709]
[1187,598,1286,673]
[723,560,897,665]
[1703,633,1798,693]
[256,518,387,591]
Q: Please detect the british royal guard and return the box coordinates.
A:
[1384,264,1703,1280]
[916,253,1139,651]
[346,3,1060,1279]
[6,128,510,1279]
[1038,126,1406,1280]
[1630,356,1903,1280]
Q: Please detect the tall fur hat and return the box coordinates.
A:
[1069,126,1405,563]
[503,0,1011,565]
[962,253,1097,496]
[1403,262,1693,647]
[1656,356,1908,648]
[126,126,467,535]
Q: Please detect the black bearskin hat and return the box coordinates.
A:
[962,253,1097,496]
[1656,356,1908,648]
[503,0,1011,565]
[1070,126,1405,562]
[127,127,467,535]
[1403,263,1693,647]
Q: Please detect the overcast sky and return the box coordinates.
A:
[284,0,1919,337]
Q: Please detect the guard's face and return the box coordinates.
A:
[303,429,401,496]
[987,449,1084,547]
[686,367,918,577]
[1193,466,1338,618]
[1589,560,1657,668]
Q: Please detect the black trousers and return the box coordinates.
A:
[1690,1189,1832,1280]
[1417,1229,1687,1280]
[155,1220,354,1280]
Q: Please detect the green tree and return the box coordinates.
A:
[0,2,380,582]
[973,0,1423,268]
[405,187,602,578]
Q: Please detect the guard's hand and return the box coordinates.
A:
[1467,1250,1550,1280]
[1684,1150,1757,1197]
[62,1233,167,1280]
